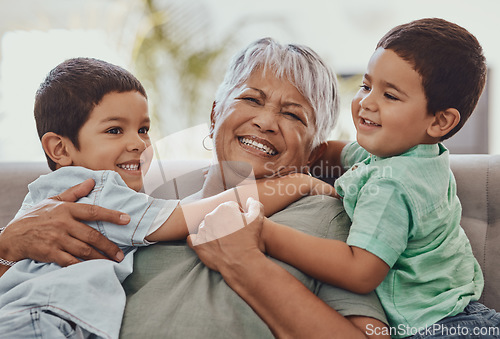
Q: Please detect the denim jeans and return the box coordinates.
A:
[407,302,500,338]
[0,307,85,339]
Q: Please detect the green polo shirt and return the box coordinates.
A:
[335,142,483,338]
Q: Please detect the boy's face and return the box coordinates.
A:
[351,48,437,157]
[66,91,152,191]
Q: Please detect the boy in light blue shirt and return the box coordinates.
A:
[261,18,500,337]
[0,58,330,338]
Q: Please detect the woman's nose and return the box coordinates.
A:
[252,110,278,133]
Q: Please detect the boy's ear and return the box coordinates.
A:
[427,108,460,139]
[41,132,74,168]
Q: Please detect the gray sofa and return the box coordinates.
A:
[1,155,499,313]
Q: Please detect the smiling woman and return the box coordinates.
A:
[120,37,390,338]
[209,38,339,180]
[211,68,320,178]
[0,38,389,339]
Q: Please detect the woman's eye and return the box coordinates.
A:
[241,97,260,104]
[360,84,371,92]
[283,112,303,123]
[106,128,122,134]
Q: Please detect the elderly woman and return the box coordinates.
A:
[0,38,388,338]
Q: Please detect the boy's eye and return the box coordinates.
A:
[360,84,371,92]
[139,127,149,134]
[106,127,122,134]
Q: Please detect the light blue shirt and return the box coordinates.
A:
[0,167,178,339]
[335,142,483,337]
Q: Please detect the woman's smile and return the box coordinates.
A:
[238,136,278,156]
[213,69,317,179]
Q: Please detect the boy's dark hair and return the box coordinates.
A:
[377,18,486,140]
[34,57,147,170]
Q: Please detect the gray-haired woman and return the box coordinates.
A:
[1,38,389,338]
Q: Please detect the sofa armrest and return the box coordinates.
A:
[450,154,500,311]
[0,162,50,227]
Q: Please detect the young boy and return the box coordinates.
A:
[262,18,500,337]
[0,58,331,338]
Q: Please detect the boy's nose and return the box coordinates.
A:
[359,93,377,111]
[127,134,148,152]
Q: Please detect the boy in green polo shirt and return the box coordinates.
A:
[262,18,500,337]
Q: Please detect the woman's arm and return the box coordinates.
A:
[212,246,373,338]
[187,200,389,338]
[0,179,129,275]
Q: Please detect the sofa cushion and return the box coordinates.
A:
[451,154,500,311]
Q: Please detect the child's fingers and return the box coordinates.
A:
[244,198,264,224]
[192,201,245,246]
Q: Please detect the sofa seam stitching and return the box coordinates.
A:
[483,156,490,304]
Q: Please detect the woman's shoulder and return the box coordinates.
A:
[270,195,349,240]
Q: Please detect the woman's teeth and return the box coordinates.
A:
[118,163,140,171]
[239,137,277,155]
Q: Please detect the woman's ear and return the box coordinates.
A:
[427,108,460,139]
[41,132,74,168]
[209,101,217,137]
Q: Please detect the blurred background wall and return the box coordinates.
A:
[0,0,498,163]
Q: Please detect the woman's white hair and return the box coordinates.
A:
[213,37,339,148]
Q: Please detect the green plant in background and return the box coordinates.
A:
[331,73,363,141]
[131,0,235,138]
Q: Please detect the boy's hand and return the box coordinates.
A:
[279,173,339,199]
[308,176,340,199]
[187,198,265,272]
[0,179,129,267]
[189,197,263,246]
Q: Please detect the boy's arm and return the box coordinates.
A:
[187,200,389,338]
[146,174,335,242]
[262,219,389,294]
[254,173,336,216]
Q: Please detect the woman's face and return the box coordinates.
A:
[212,69,320,179]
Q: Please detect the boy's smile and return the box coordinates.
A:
[352,48,437,158]
[65,91,151,191]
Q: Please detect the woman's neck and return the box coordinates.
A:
[202,161,256,195]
